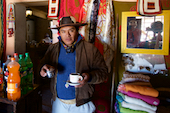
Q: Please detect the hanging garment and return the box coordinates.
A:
[88,0,100,43]
[48,0,59,18]
[95,0,115,72]
[96,0,115,48]
[2,0,6,61]
[63,0,84,21]
[136,0,162,16]
[7,3,15,37]
[79,0,94,41]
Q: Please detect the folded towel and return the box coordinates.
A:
[118,101,149,113]
[121,101,156,113]
[118,84,159,97]
[121,91,160,106]
[123,94,157,111]
[114,101,120,113]
[121,82,152,86]
[117,93,157,112]
[116,94,124,103]
[120,72,150,84]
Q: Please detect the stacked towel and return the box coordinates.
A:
[115,72,160,113]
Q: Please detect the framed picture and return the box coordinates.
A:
[121,10,170,55]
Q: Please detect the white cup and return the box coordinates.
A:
[69,73,83,83]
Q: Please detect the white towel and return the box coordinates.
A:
[122,101,156,113]
[124,95,157,111]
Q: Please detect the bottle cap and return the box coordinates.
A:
[11,57,15,61]
[19,54,23,57]
[25,53,29,56]
[14,53,18,56]
[7,55,11,59]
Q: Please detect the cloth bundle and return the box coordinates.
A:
[115,72,160,113]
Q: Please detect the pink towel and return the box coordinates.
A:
[125,91,160,106]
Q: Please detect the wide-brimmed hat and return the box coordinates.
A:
[50,16,87,29]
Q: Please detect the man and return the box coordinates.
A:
[40,16,108,113]
[127,19,141,48]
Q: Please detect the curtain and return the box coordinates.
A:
[0,0,6,61]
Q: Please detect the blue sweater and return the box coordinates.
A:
[56,35,82,100]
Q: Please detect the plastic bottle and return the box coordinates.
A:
[24,53,33,88]
[18,54,27,85]
[18,54,28,94]
[5,55,11,65]
[3,55,11,92]
[7,57,21,101]
[14,53,19,62]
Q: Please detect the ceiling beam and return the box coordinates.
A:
[30,7,47,19]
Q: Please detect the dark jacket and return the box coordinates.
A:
[40,38,108,106]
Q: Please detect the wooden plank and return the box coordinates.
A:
[110,13,119,113]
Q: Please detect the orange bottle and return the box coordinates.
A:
[7,57,21,101]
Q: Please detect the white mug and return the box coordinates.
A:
[69,73,83,83]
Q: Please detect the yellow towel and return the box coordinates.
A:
[125,84,159,97]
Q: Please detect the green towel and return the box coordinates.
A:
[118,92,125,99]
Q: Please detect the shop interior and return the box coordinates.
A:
[0,0,170,113]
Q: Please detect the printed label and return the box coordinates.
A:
[20,71,27,77]
[7,83,19,93]
[27,67,33,74]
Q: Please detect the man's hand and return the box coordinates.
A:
[75,73,90,88]
[40,64,54,77]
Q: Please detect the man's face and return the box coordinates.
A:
[59,26,78,46]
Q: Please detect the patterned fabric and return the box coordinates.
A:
[114,101,120,113]
[0,0,5,60]
[119,72,150,84]
[79,0,115,62]
[96,0,115,48]
[58,0,64,19]
[118,84,126,92]
[61,40,77,53]
[137,0,161,16]
[79,0,94,41]
[48,0,59,18]
[0,2,2,59]
[62,0,84,21]
[88,0,100,43]
[7,3,15,39]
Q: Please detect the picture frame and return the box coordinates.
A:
[121,10,170,55]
